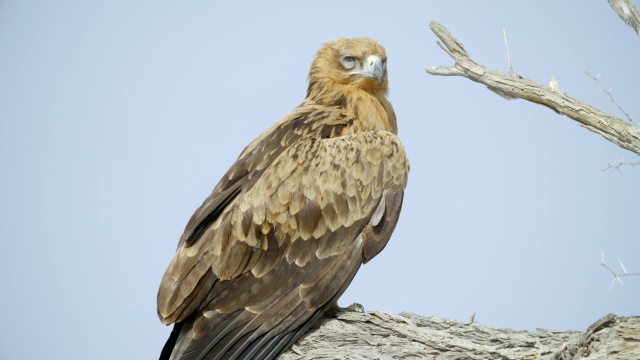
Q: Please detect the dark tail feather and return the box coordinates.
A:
[263,309,324,360]
[240,308,324,360]
[160,322,185,360]
[159,302,327,360]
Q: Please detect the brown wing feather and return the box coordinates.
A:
[179,105,352,248]
[361,189,405,263]
[157,130,408,359]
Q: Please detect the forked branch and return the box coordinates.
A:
[601,250,640,291]
[602,158,640,172]
[425,20,640,156]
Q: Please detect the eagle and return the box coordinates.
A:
[157,37,410,360]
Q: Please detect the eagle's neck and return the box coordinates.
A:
[306,82,397,135]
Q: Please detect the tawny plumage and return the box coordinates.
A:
[157,37,410,360]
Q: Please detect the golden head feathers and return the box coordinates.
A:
[308,37,389,95]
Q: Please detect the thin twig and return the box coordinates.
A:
[601,250,640,291]
[585,69,638,125]
[601,158,640,172]
[503,29,514,75]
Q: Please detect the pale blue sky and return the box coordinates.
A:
[1,1,639,359]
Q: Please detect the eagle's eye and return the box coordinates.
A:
[341,56,356,69]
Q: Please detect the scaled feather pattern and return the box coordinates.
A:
[157,37,410,360]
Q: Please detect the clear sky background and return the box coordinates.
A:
[1,1,639,359]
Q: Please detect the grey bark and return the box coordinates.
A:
[281,311,640,359]
[608,0,640,38]
[424,20,640,156]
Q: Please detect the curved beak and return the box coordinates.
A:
[350,55,384,86]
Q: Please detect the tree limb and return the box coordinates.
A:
[608,0,640,39]
[425,20,640,156]
[280,311,640,359]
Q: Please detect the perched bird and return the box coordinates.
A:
[157,37,410,360]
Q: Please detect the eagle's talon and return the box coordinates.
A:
[324,302,365,318]
[345,302,365,313]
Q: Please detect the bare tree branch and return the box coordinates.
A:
[425,20,640,156]
[608,0,640,39]
[281,311,640,359]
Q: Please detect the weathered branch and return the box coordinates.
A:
[425,20,640,156]
[281,311,640,359]
[608,0,640,39]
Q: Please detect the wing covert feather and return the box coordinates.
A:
[361,189,405,263]
[179,105,353,248]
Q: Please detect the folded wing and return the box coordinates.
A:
[157,130,409,360]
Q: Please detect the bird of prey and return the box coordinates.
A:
[157,37,410,360]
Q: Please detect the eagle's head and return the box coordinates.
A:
[308,37,388,95]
